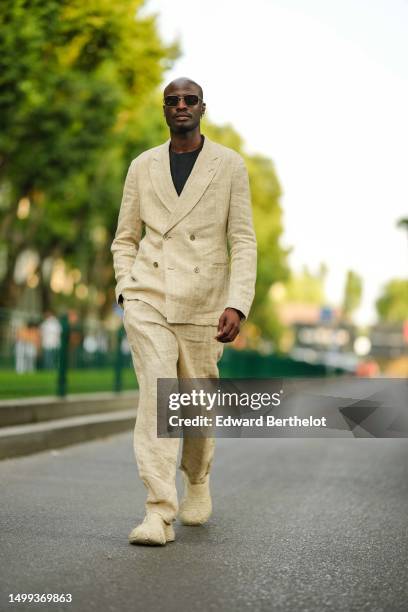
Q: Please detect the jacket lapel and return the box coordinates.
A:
[149,136,222,233]
[149,139,178,214]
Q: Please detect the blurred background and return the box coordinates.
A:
[0,0,407,400]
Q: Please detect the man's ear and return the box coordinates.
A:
[201,102,206,116]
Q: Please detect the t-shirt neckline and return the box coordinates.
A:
[169,135,205,155]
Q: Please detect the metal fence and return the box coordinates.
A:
[0,307,344,400]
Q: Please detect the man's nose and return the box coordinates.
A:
[176,97,187,110]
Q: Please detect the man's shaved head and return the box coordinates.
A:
[162,76,206,140]
[163,77,203,99]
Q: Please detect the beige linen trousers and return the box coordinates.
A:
[111,136,257,524]
[123,297,224,523]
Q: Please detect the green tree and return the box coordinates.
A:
[284,264,327,304]
[341,269,363,321]
[376,279,408,323]
[397,217,408,239]
[0,0,178,312]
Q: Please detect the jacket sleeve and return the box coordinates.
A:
[110,159,143,305]
[225,155,257,320]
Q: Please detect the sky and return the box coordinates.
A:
[145,0,408,325]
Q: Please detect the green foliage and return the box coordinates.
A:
[284,265,327,305]
[397,217,408,233]
[0,0,178,309]
[376,279,408,323]
[202,121,245,152]
[341,269,362,320]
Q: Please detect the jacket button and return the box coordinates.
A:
[153,261,159,268]
[194,266,199,273]
[190,234,196,241]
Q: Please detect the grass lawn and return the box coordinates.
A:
[0,368,138,400]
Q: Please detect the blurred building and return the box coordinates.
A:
[369,322,407,359]
[277,302,358,371]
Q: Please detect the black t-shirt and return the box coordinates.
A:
[169,135,205,196]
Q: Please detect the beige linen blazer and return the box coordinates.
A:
[110,136,257,326]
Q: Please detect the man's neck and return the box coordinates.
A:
[169,129,203,153]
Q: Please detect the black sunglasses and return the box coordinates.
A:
[164,94,202,107]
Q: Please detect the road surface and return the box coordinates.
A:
[1,432,407,611]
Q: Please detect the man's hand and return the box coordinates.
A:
[215,308,242,343]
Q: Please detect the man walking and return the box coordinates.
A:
[111,77,257,545]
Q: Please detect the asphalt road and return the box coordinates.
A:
[1,432,407,612]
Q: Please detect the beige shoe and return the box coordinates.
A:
[128,513,175,546]
[179,473,212,525]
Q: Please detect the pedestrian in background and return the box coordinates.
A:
[15,320,40,374]
[40,310,61,369]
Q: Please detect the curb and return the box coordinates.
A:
[0,391,139,427]
[0,408,136,460]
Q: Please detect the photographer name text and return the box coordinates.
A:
[168,415,327,428]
